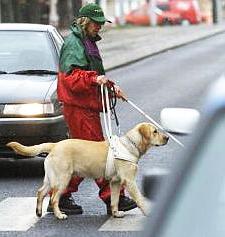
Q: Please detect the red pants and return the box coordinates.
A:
[62,104,124,202]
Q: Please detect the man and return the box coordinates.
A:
[52,3,137,215]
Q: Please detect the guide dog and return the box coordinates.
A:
[7,122,169,220]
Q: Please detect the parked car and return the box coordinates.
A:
[125,2,181,26]
[143,76,225,237]
[125,0,202,26]
[0,23,68,158]
[169,0,202,24]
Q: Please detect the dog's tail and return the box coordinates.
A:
[6,142,56,158]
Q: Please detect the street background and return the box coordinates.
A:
[1,0,225,70]
[0,0,225,28]
[0,0,225,236]
[1,32,225,236]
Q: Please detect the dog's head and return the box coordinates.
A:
[127,122,169,156]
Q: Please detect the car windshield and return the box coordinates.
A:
[0,31,57,73]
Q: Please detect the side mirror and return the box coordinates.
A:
[160,108,200,134]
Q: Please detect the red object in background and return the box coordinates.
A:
[125,0,202,26]
[170,0,202,24]
[125,2,181,26]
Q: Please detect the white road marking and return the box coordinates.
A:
[0,197,49,231]
[0,197,148,232]
[98,209,147,231]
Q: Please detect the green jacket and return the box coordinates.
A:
[59,25,105,75]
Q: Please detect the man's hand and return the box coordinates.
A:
[96,75,109,85]
[114,85,127,101]
[96,75,127,101]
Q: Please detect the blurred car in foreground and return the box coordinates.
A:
[125,0,202,26]
[0,24,68,158]
[143,76,225,237]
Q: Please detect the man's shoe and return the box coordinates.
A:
[47,196,83,215]
[106,196,137,215]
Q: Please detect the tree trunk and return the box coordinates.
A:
[1,0,14,22]
[28,0,41,23]
[72,0,82,17]
[57,0,70,28]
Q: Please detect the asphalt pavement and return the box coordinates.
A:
[97,23,225,70]
[1,24,225,237]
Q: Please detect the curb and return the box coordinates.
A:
[104,27,225,72]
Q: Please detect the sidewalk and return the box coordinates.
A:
[98,23,225,71]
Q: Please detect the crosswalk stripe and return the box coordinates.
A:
[0,197,147,232]
[0,197,49,231]
[98,209,147,231]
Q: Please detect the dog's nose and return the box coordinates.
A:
[164,135,169,143]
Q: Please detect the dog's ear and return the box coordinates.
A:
[138,124,151,155]
[139,124,151,140]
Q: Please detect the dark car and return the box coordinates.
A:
[143,76,225,237]
[0,23,68,157]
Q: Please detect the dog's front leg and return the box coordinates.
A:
[110,177,125,218]
[126,181,148,216]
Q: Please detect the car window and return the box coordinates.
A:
[156,113,225,237]
[0,31,57,73]
[52,29,64,51]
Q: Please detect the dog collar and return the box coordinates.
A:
[120,135,140,158]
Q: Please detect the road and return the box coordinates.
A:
[0,32,224,237]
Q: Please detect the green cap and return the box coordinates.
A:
[78,3,111,24]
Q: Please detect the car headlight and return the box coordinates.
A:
[3,103,54,116]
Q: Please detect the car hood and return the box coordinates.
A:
[0,74,56,104]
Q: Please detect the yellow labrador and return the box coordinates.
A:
[7,122,168,220]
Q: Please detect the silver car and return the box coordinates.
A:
[0,23,68,158]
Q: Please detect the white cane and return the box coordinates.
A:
[102,84,184,148]
[125,99,184,148]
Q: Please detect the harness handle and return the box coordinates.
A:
[101,84,112,141]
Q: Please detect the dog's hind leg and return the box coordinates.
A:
[51,174,72,220]
[110,178,125,218]
[51,188,67,220]
[36,174,51,217]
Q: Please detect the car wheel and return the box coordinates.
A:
[162,18,172,26]
[181,19,190,26]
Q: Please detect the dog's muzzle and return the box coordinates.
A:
[164,135,169,144]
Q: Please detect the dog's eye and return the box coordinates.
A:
[153,130,157,134]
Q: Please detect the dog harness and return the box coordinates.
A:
[100,85,138,179]
[105,135,138,179]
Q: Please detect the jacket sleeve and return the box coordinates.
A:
[63,68,99,94]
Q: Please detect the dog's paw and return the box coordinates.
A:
[142,208,150,216]
[56,213,68,220]
[143,200,151,216]
[36,208,42,217]
[113,211,125,218]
